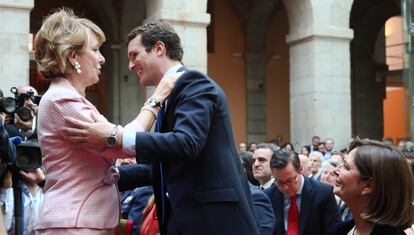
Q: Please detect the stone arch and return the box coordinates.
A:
[225,0,281,143]
[350,0,400,139]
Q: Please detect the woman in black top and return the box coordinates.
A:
[329,139,413,235]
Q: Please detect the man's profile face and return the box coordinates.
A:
[127,35,162,86]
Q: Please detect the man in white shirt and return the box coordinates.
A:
[0,168,45,235]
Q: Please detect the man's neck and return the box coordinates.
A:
[160,60,182,76]
[155,60,182,86]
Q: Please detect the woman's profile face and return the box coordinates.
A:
[333,149,367,203]
[74,31,105,88]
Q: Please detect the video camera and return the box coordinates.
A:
[0,116,42,180]
[0,87,41,122]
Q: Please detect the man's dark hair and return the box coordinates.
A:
[127,21,183,62]
[270,149,301,173]
[0,89,3,98]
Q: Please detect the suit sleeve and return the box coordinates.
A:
[117,164,152,191]
[251,188,276,235]
[135,72,218,163]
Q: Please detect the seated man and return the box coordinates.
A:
[265,149,340,235]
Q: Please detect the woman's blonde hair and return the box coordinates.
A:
[34,8,106,79]
[349,138,414,228]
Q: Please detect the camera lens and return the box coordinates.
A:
[16,106,32,121]
[0,97,16,114]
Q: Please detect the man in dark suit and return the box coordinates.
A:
[265,148,340,235]
[63,22,259,235]
[126,22,259,235]
[306,135,320,153]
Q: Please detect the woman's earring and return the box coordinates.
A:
[74,61,82,74]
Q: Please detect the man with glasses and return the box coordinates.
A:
[265,149,340,235]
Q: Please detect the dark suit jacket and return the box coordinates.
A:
[123,69,259,235]
[328,220,406,235]
[250,184,275,235]
[265,176,340,235]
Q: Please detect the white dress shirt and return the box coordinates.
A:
[0,185,44,235]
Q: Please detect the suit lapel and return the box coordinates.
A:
[164,66,188,131]
[299,177,313,235]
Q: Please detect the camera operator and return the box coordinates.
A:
[0,101,9,235]
[0,90,44,235]
[5,85,39,141]
[0,168,45,235]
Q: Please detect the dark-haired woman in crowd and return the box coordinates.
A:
[330,139,414,235]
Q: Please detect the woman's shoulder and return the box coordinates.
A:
[328,220,354,235]
[41,78,82,103]
[372,224,406,235]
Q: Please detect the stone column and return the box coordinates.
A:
[246,52,267,143]
[284,0,354,150]
[0,0,33,96]
[145,0,210,73]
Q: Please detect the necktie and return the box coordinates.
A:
[287,194,299,235]
[155,106,164,131]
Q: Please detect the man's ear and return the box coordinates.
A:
[154,41,166,56]
[361,177,373,196]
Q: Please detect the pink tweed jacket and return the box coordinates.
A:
[36,77,128,230]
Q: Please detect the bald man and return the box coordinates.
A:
[299,154,312,177]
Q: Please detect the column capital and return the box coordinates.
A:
[286,26,353,45]
[0,0,34,10]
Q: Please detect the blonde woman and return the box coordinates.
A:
[35,9,179,234]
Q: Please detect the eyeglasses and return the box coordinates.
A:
[274,174,299,187]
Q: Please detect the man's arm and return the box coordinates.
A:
[0,171,14,232]
[135,71,217,163]
[117,164,152,191]
[251,188,275,235]
[61,72,182,151]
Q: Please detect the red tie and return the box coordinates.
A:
[287,194,299,235]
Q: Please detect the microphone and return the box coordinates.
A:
[9,136,22,146]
